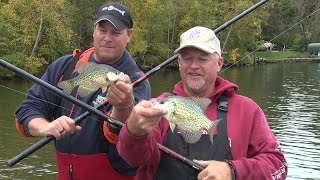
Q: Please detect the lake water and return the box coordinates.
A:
[0,62,319,179]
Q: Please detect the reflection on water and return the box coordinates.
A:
[263,64,320,179]
[0,79,57,179]
[223,63,320,179]
[0,62,319,179]
[151,62,320,180]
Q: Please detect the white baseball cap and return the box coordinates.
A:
[174,26,221,56]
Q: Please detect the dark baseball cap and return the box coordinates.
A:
[95,2,133,30]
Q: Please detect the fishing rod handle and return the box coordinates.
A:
[157,143,205,171]
[6,136,54,167]
[183,158,205,171]
[5,111,91,166]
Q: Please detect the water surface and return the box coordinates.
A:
[0,62,319,179]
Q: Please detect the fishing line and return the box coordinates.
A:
[222,25,233,52]
[2,0,270,168]
[220,6,320,73]
[0,84,104,122]
[0,84,27,96]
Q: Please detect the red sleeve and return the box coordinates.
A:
[103,121,119,144]
[232,106,287,180]
[117,118,169,168]
[15,120,29,137]
[14,114,31,137]
[102,111,120,144]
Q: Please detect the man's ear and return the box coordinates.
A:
[92,24,97,37]
[127,29,133,42]
[177,55,182,66]
[217,57,224,72]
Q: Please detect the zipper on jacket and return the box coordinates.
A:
[68,164,74,180]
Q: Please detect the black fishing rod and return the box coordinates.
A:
[0,63,202,171]
[1,59,204,170]
[2,0,269,170]
[0,60,123,127]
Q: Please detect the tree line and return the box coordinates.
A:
[0,0,319,78]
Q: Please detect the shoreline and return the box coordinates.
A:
[2,58,320,79]
[265,57,320,63]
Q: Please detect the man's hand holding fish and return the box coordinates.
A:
[126,100,167,137]
[107,74,135,122]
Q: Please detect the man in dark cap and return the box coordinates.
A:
[14,2,150,180]
[95,2,133,30]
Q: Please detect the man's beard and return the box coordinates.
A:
[186,78,205,91]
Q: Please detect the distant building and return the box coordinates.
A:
[263,41,274,51]
[307,43,320,57]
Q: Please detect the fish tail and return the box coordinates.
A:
[208,118,222,144]
[57,80,74,94]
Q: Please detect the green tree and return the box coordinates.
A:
[66,0,107,49]
[0,0,277,78]
[126,0,219,68]
[291,0,320,51]
[261,0,296,50]
[0,0,74,77]
[261,0,320,52]
[217,0,269,65]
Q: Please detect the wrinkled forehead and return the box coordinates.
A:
[179,47,209,55]
[179,48,219,58]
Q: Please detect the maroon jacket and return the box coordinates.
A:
[117,76,287,180]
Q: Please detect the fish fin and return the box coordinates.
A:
[57,80,75,94]
[101,86,108,93]
[77,85,96,97]
[189,97,211,111]
[75,62,96,73]
[179,128,202,144]
[208,118,222,144]
[169,122,176,132]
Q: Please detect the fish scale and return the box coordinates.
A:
[57,62,123,97]
[153,95,220,144]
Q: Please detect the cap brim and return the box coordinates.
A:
[95,15,127,30]
[174,43,216,54]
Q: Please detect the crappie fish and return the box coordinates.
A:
[152,95,220,144]
[57,62,124,97]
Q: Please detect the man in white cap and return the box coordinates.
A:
[15,2,150,180]
[116,26,287,180]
